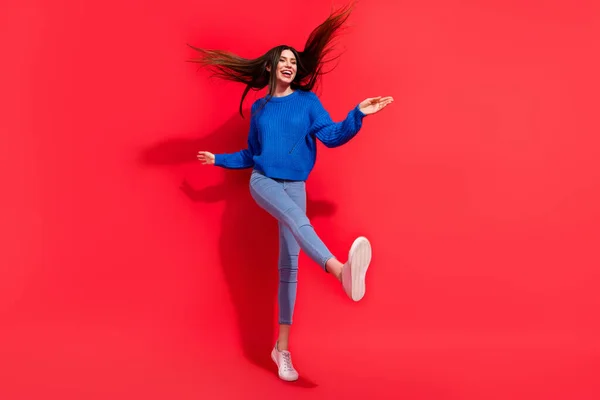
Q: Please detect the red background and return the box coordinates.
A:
[2,0,600,399]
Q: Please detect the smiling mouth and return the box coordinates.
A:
[281,70,293,78]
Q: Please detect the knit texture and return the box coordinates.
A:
[214,90,366,181]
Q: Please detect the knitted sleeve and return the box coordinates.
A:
[214,103,260,169]
[308,94,366,148]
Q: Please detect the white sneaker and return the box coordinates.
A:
[271,343,299,381]
[341,236,372,301]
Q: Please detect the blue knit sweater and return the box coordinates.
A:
[214,90,366,181]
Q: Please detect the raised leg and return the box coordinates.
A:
[249,170,334,270]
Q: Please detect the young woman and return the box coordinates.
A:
[189,3,393,381]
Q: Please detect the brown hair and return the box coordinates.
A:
[187,2,355,117]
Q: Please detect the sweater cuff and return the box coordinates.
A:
[355,104,366,117]
[214,154,224,167]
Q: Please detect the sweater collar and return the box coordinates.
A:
[265,90,299,102]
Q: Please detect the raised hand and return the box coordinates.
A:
[197,151,215,165]
[358,96,394,116]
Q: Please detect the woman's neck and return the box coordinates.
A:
[271,84,294,97]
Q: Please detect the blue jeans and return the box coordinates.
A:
[249,169,334,325]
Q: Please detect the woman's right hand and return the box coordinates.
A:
[197,151,215,165]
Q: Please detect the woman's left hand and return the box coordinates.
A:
[359,96,394,115]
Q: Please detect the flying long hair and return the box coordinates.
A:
[187,2,355,117]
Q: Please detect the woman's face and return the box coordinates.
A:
[273,49,297,85]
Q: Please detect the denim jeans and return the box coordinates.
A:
[249,169,334,325]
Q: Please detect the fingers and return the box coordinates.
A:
[378,97,394,108]
[371,98,394,114]
[372,96,393,100]
[365,96,394,107]
[375,96,393,103]
[197,151,215,164]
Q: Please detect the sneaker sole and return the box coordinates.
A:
[348,236,372,301]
